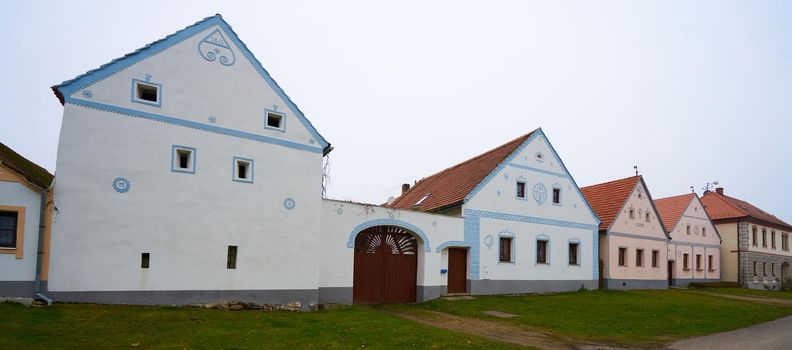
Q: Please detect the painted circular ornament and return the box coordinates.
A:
[112,177,131,193]
[533,183,547,205]
[484,235,494,249]
[283,198,296,210]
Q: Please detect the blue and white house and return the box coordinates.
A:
[36,15,601,307]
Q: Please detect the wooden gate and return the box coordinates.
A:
[353,226,418,304]
[447,248,467,293]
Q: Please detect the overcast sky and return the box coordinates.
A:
[2,1,790,222]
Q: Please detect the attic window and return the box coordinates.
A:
[414,194,430,207]
[233,157,254,183]
[132,79,161,107]
[516,181,526,199]
[171,145,196,174]
[265,111,285,131]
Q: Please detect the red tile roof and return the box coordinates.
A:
[701,191,792,230]
[388,131,536,212]
[580,176,641,231]
[0,142,53,190]
[654,193,697,233]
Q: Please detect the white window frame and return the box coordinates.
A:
[232,157,254,184]
[171,145,196,174]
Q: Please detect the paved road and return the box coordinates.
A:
[669,315,792,350]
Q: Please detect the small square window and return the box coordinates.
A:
[265,111,285,131]
[552,188,561,205]
[141,253,150,269]
[171,145,196,174]
[233,157,254,183]
[0,212,18,248]
[227,245,237,269]
[516,181,526,199]
[131,79,161,107]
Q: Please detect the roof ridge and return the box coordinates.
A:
[581,175,640,190]
[710,192,749,216]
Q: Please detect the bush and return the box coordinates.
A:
[688,282,741,289]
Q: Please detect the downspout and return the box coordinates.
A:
[33,183,53,305]
[737,221,742,286]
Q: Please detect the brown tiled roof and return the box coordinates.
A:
[580,176,640,231]
[701,191,792,230]
[0,142,53,190]
[388,131,536,211]
[654,193,696,233]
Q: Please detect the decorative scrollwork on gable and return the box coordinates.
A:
[198,29,236,66]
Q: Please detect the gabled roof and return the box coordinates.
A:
[0,142,53,190]
[701,191,792,230]
[654,193,697,233]
[50,14,331,155]
[388,131,536,211]
[581,176,641,231]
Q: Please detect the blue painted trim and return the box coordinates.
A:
[464,209,599,231]
[112,177,131,193]
[464,216,481,279]
[346,219,431,252]
[70,99,323,154]
[435,241,471,252]
[198,28,236,66]
[507,163,569,178]
[264,109,286,133]
[131,78,162,107]
[232,156,254,183]
[52,15,330,150]
[171,145,197,174]
[498,231,516,264]
[593,229,599,280]
[465,130,541,203]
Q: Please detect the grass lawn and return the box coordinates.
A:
[695,287,792,300]
[0,302,523,350]
[413,289,792,346]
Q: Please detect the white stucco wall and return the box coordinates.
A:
[464,131,599,282]
[318,199,464,289]
[0,181,42,281]
[50,21,327,293]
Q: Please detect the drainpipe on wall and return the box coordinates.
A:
[737,222,742,286]
[33,184,53,305]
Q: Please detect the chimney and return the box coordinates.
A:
[402,183,411,195]
[715,187,724,195]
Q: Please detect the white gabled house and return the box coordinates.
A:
[22,15,601,307]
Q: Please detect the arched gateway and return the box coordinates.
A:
[353,226,419,304]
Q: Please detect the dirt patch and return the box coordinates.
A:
[693,292,792,306]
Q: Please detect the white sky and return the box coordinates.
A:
[2,1,790,222]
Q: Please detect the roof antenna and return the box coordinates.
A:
[633,165,638,176]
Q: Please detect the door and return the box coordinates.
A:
[353,226,418,304]
[447,248,467,294]
[668,261,674,286]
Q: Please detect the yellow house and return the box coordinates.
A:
[0,142,53,300]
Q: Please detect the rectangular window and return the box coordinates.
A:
[233,157,254,183]
[227,245,237,269]
[618,247,627,266]
[753,261,757,276]
[265,111,285,131]
[771,231,776,250]
[629,209,635,219]
[552,188,561,204]
[784,234,789,251]
[568,242,579,265]
[171,145,196,174]
[652,250,659,268]
[772,263,775,277]
[0,211,18,248]
[516,181,526,199]
[645,212,650,222]
[696,254,702,271]
[763,262,767,276]
[636,249,644,267]
[537,240,548,264]
[499,237,512,262]
[702,227,706,237]
[752,227,758,247]
[708,255,714,271]
[141,253,150,269]
[132,79,161,106]
[683,253,690,270]
[762,229,767,248]
[686,225,691,235]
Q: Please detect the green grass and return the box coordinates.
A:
[0,302,522,350]
[415,289,792,346]
[697,287,792,300]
